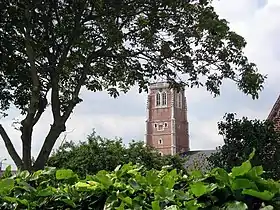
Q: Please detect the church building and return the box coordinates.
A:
[145,82,189,155]
[145,81,280,165]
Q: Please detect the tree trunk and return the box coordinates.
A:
[21,130,32,171]
[32,123,65,171]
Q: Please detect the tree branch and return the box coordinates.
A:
[48,4,83,122]
[61,48,106,122]
[0,124,23,168]
[32,94,48,126]
[23,7,41,125]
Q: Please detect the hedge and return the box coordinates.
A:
[0,149,279,209]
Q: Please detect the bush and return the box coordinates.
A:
[0,150,279,209]
[208,113,280,180]
[48,131,187,177]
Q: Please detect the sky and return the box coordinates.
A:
[1,0,280,169]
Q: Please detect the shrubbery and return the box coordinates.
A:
[48,131,187,177]
[209,113,280,180]
[0,150,279,209]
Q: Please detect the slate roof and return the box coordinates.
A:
[181,149,217,172]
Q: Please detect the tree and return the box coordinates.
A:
[0,0,265,171]
[47,130,186,177]
[208,113,280,179]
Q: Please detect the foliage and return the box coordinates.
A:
[208,113,280,180]
[1,150,280,209]
[47,130,186,177]
[0,0,266,171]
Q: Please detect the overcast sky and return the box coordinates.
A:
[1,0,280,169]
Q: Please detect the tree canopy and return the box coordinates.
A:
[0,0,265,171]
[208,113,280,180]
[47,130,186,177]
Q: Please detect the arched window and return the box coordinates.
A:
[159,152,163,156]
[158,138,163,144]
[156,92,161,106]
[162,92,167,106]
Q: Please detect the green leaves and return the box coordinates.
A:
[231,161,252,177]
[0,178,14,195]
[48,133,187,178]
[242,189,275,201]
[209,114,280,181]
[56,169,75,180]
[152,201,160,210]
[190,182,208,197]
[225,201,248,210]
[1,154,280,209]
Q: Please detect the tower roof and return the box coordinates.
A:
[149,81,186,91]
[268,95,280,121]
[149,82,170,90]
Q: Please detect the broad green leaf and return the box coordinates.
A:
[2,196,28,207]
[17,198,29,206]
[152,201,160,210]
[61,198,76,208]
[174,190,189,200]
[2,196,17,203]
[165,205,179,210]
[30,170,43,181]
[162,174,176,189]
[260,205,274,210]
[36,188,55,197]
[116,201,125,210]
[121,196,132,205]
[184,200,201,210]
[146,170,159,186]
[0,178,14,195]
[56,169,75,180]
[2,165,12,178]
[19,170,30,179]
[225,201,248,210]
[190,182,208,197]
[231,161,251,177]
[247,166,263,178]
[212,168,230,185]
[242,189,274,201]
[231,178,258,190]
[155,186,174,200]
[189,170,203,179]
[95,170,113,188]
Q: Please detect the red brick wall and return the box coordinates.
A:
[146,83,189,155]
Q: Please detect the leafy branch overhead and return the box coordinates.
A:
[1,0,265,115]
[0,0,265,170]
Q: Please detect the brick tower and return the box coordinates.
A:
[145,82,190,155]
[268,95,280,130]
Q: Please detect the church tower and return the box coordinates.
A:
[268,95,280,131]
[145,82,190,155]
